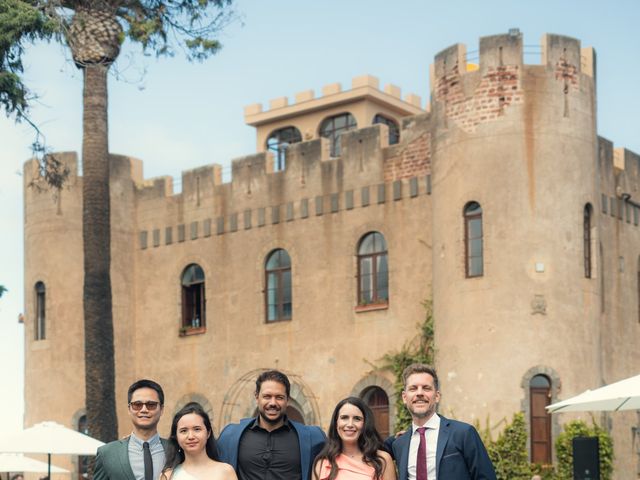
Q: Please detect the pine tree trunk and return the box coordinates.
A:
[82,63,118,444]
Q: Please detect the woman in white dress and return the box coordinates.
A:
[161,402,237,480]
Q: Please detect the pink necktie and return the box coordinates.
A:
[416,427,428,480]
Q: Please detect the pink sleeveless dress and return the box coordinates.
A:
[318,454,376,480]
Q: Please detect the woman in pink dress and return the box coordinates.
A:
[313,397,396,480]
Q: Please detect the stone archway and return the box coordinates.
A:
[351,371,396,435]
[173,393,215,433]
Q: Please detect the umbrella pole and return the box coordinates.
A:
[48,452,51,479]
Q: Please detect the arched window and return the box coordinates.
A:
[266,126,302,171]
[362,386,390,437]
[320,113,357,157]
[357,232,388,306]
[265,249,292,322]
[584,204,593,278]
[77,415,90,478]
[181,264,205,331]
[529,374,552,464]
[373,114,400,145]
[35,281,46,340]
[464,202,483,278]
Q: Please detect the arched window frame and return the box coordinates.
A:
[529,374,552,464]
[372,114,400,145]
[266,126,302,172]
[464,202,484,278]
[319,112,357,157]
[265,249,292,323]
[361,386,390,438]
[637,256,640,323]
[181,264,206,334]
[521,367,560,466]
[357,232,389,307]
[584,203,593,278]
[35,281,46,340]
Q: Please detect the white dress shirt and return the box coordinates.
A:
[407,413,440,480]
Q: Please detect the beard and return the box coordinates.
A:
[259,407,284,425]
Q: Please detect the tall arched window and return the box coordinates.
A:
[266,126,302,171]
[637,256,640,323]
[181,264,205,330]
[584,204,593,278]
[265,249,292,322]
[362,386,390,437]
[373,114,400,145]
[357,232,388,306]
[77,414,90,478]
[35,281,46,340]
[464,202,483,278]
[320,113,357,157]
[529,374,552,464]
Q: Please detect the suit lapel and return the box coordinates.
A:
[395,432,411,480]
[118,437,137,480]
[435,416,451,472]
[292,422,311,480]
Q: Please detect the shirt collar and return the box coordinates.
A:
[249,415,292,432]
[412,413,440,434]
[129,432,161,447]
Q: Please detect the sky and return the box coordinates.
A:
[1,0,639,434]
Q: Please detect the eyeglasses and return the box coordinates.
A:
[129,401,160,411]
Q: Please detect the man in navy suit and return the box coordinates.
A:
[217,370,326,480]
[391,364,496,480]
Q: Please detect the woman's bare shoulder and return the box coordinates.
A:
[214,461,237,480]
[377,450,393,462]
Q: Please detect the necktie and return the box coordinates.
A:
[416,427,428,480]
[143,441,153,480]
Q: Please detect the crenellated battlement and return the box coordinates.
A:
[598,138,640,207]
[25,112,433,248]
[244,74,424,125]
[429,31,596,133]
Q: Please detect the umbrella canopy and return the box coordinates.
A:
[0,421,104,455]
[546,373,640,413]
[0,453,69,474]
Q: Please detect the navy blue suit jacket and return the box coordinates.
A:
[217,417,326,480]
[391,416,496,480]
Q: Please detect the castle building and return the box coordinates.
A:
[23,32,640,478]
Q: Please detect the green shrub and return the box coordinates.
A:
[555,419,614,480]
[484,412,533,479]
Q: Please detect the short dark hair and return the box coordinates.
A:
[402,363,439,391]
[255,370,290,398]
[128,379,165,405]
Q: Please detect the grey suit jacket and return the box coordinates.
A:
[93,437,168,480]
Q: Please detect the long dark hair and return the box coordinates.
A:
[161,402,219,478]
[312,397,386,480]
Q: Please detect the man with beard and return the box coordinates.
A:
[390,364,496,480]
[94,379,167,480]
[218,370,325,480]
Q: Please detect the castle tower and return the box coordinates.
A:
[429,32,601,459]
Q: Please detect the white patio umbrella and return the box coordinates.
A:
[0,422,104,478]
[546,373,640,413]
[0,453,69,474]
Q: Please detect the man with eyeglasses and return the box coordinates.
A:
[218,370,326,480]
[94,379,167,480]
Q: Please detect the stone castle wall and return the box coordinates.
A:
[22,31,640,479]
